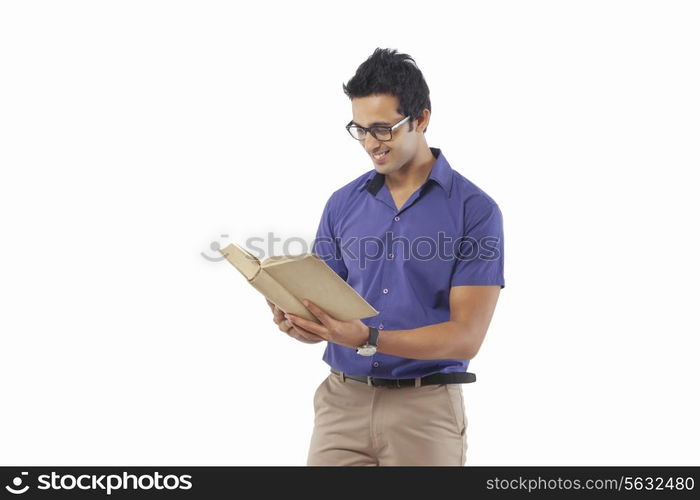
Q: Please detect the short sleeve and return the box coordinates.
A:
[312,193,349,281]
[450,195,505,288]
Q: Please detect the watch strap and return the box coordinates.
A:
[367,327,379,347]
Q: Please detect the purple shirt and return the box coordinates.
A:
[312,147,505,378]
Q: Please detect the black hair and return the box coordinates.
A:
[343,48,431,133]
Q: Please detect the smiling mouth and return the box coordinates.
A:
[372,150,389,160]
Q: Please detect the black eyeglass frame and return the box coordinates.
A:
[345,115,412,141]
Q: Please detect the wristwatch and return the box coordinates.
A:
[356,327,379,356]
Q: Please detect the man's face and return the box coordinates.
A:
[350,93,421,175]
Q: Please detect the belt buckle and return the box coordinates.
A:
[367,376,402,388]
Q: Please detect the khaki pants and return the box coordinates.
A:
[307,370,467,466]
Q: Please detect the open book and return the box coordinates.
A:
[219,243,379,324]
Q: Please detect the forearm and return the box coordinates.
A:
[376,320,479,360]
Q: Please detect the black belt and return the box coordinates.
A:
[331,368,476,388]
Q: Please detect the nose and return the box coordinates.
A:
[363,133,382,153]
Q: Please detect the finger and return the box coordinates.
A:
[272,305,286,324]
[302,299,334,327]
[290,325,325,343]
[278,318,295,333]
[267,300,280,321]
[279,318,312,337]
[278,319,323,344]
[289,330,323,344]
[285,313,327,337]
[291,321,324,338]
[267,300,283,319]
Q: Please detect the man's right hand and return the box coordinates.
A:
[266,299,325,344]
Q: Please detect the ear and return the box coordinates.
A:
[416,108,431,133]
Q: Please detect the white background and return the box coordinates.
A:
[1,0,698,466]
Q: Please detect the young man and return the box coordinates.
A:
[267,48,505,466]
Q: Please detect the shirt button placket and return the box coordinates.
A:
[389,215,399,259]
[380,214,398,333]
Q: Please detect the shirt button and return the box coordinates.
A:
[378,323,384,330]
[373,362,379,367]
[382,288,389,294]
[394,216,400,221]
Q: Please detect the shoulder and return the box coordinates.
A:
[450,169,501,215]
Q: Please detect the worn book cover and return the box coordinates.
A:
[219,243,379,324]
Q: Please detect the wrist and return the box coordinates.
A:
[361,324,371,345]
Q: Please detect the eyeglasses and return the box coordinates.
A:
[345,115,411,142]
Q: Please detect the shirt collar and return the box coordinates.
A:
[358,147,454,196]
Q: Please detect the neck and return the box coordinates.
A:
[385,143,436,192]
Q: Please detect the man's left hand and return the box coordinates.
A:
[284,299,370,349]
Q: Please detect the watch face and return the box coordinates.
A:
[357,345,377,356]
